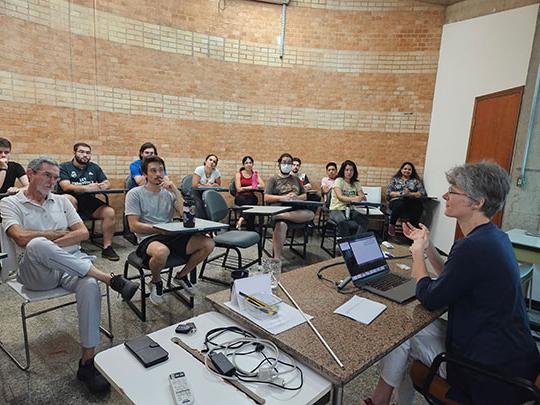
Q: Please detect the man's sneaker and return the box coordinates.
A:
[173,274,194,295]
[102,246,120,261]
[149,281,164,305]
[77,358,110,394]
[110,274,138,301]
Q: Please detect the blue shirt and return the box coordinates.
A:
[417,222,539,403]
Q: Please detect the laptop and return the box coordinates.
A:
[338,232,417,303]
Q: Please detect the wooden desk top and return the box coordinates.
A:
[206,248,442,386]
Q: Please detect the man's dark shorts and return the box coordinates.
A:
[75,195,108,219]
[136,234,192,267]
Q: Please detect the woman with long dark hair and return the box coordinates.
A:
[329,160,368,237]
[386,161,426,236]
[234,155,265,230]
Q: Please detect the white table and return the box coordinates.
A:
[153,218,229,234]
[95,311,331,405]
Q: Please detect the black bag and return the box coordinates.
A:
[125,335,168,368]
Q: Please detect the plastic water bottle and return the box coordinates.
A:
[251,171,258,189]
[345,206,351,220]
[183,198,196,228]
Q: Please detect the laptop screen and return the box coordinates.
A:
[338,232,389,283]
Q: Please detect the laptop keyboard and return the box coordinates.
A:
[365,273,410,291]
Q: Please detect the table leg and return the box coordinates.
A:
[332,384,343,405]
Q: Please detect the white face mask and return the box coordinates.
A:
[280,164,292,174]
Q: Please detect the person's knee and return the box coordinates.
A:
[203,237,215,254]
[77,276,100,298]
[26,237,55,257]
[149,244,170,263]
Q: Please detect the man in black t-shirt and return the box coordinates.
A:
[0,137,28,194]
[59,143,119,261]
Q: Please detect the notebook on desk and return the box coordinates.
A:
[338,232,416,303]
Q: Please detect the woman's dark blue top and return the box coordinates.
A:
[417,222,540,404]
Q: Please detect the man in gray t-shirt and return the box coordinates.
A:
[125,156,214,305]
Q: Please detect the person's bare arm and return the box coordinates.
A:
[6,224,70,248]
[58,179,99,193]
[53,222,90,247]
[7,174,29,193]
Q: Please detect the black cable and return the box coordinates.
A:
[316,261,345,287]
[202,326,256,353]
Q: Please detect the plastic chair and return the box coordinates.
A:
[123,251,195,321]
[0,279,113,370]
[199,190,261,286]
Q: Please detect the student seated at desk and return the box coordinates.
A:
[363,161,540,405]
[291,156,312,190]
[329,160,368,237]
[0,137,28,194]
[0,156,138,394]
[58,142,119,261]
[128,142,168,190]
[320,161,337,200]
[264,153,314,259]
[386,161,426,237]
[235,155,265,231]
[125,156,214,305]
[192,154,222,187]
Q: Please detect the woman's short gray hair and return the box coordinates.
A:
[27,156,59,172]
[445,161,510,218]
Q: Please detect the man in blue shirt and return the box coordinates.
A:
[59,143,119,261]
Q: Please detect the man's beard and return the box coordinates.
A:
[75,155,89,165]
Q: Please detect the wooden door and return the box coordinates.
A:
[455,86,523,239]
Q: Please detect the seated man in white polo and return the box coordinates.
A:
[125,155,215,305]
[0,156,138,393]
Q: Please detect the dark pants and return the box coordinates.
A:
[235,193,258,230]
[330,210,369,237]
[389,198,424,226]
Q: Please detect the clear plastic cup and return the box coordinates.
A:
[261,258,281,289]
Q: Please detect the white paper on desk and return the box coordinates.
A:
[334,296,386,325]
[230,273,272,307]
[225,301,312,335]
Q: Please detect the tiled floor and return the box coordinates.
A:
[0,231,425,405]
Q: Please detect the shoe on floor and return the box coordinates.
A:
[149,281,164,305]
[77,358,110,393]
[388,224,396,237]
[110,274,138,301]
[173,274,194,295]
[102,246,120,261]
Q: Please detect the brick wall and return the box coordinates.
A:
[0,0,442,193]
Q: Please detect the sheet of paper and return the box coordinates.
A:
[334,296,386,325]
[225,301,312,335]
[231,273,272,307]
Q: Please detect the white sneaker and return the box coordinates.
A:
[149,281,164,305]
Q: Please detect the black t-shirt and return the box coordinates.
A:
[58,160,107,192]
[0,161,25,193]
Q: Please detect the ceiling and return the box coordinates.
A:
[415,0,463,5]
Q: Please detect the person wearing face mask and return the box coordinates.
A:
[264,153,314,259]
[329,160,369,237]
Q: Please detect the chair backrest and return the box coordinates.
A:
[362,186,382,204]
[202,190,229,222]
[229,178,237,197]
[181,175,193,198]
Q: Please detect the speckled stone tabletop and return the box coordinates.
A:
[206,247,444,386]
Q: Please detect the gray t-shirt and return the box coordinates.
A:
[194,166,221,185]
[125,186,177,242]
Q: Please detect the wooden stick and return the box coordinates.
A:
[170,337,266,404]
[277,282,345,369]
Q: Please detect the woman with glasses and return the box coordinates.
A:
[329,160,369,237]
[234,155,265,230]
[264,153,314,259]
[192,154,221,188]
[363,161,540,405]
[386,162,426,236]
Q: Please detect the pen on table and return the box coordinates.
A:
[238,291,275,314]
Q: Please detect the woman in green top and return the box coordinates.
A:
[329,160,369,237]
